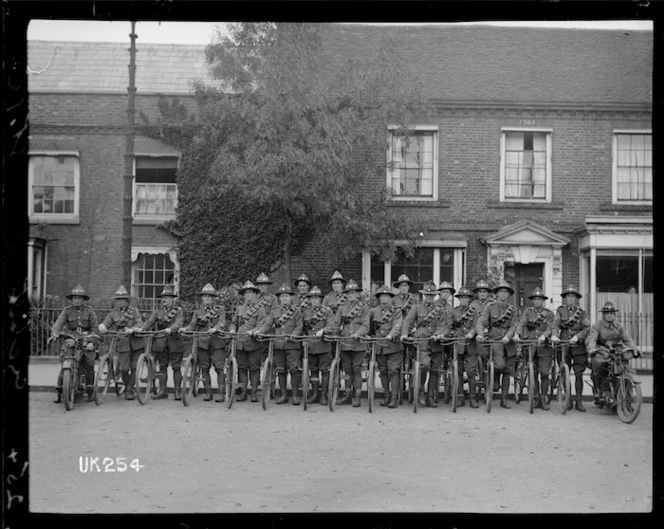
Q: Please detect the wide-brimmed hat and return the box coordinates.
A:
[437,281,456,295]
[158,286,177,298]
[419,281,438,295]
[112,285,131,300]
[393,274,414,288]
[198,283,219,297]
[561,284,582,299]
[599,301,619,313]
[455,286,473,298]
[528,287,548,300]
[307,286,325,298]
[255,273,273,285]
[375,285,395,298]
[343,279,362,293]
[472,279,491,293]
[328,270,347,286]
[294,274,312,287]
[493,280,515,295]
[66,284,89,300]
[238,281,260,295]
[275,283,295,296]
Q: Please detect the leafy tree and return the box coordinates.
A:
[158,23,429,296]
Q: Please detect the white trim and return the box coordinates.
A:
[500,129,552,203]
[611,130,652,206]
[387,126,439,202]
[28,153,81,224]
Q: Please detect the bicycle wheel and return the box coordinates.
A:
[261,357,273,410]
[302,353,309,411]
[444,365,452,404]
[225,356,238,408]
[559,363,571,414]
[94,355,112,405]
[528,360,535,414]
[452,358,459,413]
[367,359,376,413]
[63,368,75,411]
[514,360,525,404]
[135,354,151,405]
[476,356,485,403]
[328,357,341,412]
[548,361,557,405]
[112,356,124,396]
[616,377,642,424]
[485,362,494,413]
[412,358,420,413]
[181,356,195,407]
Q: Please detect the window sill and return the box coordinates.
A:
[601,202,653,212]
[29,215,80,225]
[486,200,564,210]
[132,216,176,225]
[388,199,451,208]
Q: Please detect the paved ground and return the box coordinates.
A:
[29,386,653,514]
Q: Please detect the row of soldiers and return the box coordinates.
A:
[50,271,638,411]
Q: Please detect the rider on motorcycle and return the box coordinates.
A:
[50,285,99,403]
[585,301,640,404]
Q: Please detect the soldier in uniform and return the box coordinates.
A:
[50,285,99,403]
[401,281,447,407]
[229,281,267,402]
[98,286,144,400]
[475,280,519,409]
[436,286,479,407]
[470,279,492,363]
[178,284,225,401]
[585,301,640,406]
[260,283,304,405]
[550,285,591,411]
[322,270,347,315]
[436,281,456,403]
[256,272,279,314]
[370,285,403,408]
[302,286,338,405]
[294,273,312,312]
[514,287,554,410]
[334,279,371,407]
[141,286,184,400]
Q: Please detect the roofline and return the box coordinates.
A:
[29,90,199,97]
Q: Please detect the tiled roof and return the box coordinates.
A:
[28,41,215,94]
[28,24,652,106]
[319,24,652,106]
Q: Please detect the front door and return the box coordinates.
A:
[513,263,544,312]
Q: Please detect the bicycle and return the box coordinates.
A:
[133,331,168,405]
[179,330,207,407]
[49,332,100,411]
[477,339,504,413]
[291,335,326,411]
[438,336,469,413]
[219,332,240,408]
[401,337,430,414]
[326,336,357,412]
[360,336,388,413]
[257,335,276,409]
[93,331,126,404]
[513,340,538,414]
[551,340,572,414]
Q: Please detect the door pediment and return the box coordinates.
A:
[484,220,570,248]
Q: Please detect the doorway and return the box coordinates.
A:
[512,263,544,312]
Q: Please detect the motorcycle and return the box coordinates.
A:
[49,332,100,411]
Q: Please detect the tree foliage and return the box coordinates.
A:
[157,23,430,297]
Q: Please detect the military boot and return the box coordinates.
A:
[499,373,511,409]
[320,372,329,406]
[575,394,586,412]
[237,370,248,402]
[533,378,541,409]
[468,376,478,408]
[291,372,301,405]
[388,374,400,408]
[86,384,95,402]
[53,388,63,403]
[352,389,362,407]
[276,373,289,404]
[428,373,438,408]
[173,370,182,400]
[215,369,226,402]
[337,377,353,405]
[307,377,320,404]
[250,370,260,402]
[379,375,391,406]
[203,373,213,401]
[540,379,550,410]
[151,373,168,399]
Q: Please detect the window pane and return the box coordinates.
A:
[644,256,652,293]
[596,256,639,292]
[31,155,78,216]
[439,249,454,284]
[615,134,652,202]
[136,157,178,183]
[389,131,435,197]
[391,248,434,293]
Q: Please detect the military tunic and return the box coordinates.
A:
[142,304,185,353]
[335,300,371,390]
[551,305,591,374]
[322,291,347,315]
[230,301,267,373]
[586,319,638,377]
[469,298,491,358]
[440,304,480,376]
[303,305,337,375]
[370,302,403,379]
[476,301,519,374]
[260,305,303,374]
[102,305,145,391]
[516,306,554,376]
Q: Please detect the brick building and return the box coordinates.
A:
[28,25,652,335]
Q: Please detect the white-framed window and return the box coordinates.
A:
[133,156,179,222]
[364,243,466,300]
[500,128,552,203]
[28,152,80,223]
[612,131,652,204]
[131,247,179,300]
[387,126,439,201]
